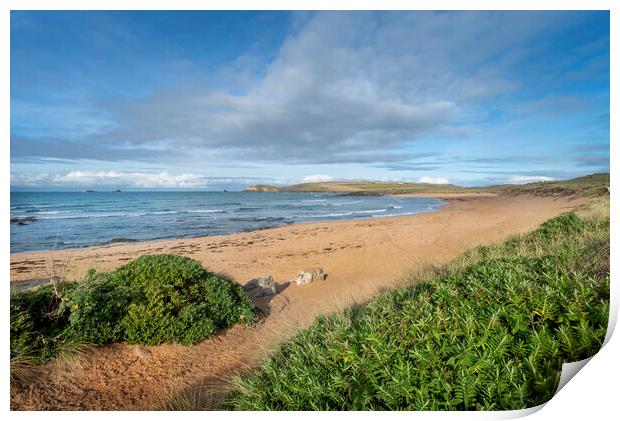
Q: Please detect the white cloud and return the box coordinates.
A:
[10,173,54,186]
[302,174,333,183]
[11,171,284,189]
[417,176,450,184]
[508,175,555,184]
[18,12,577,166]
[11,11,602,190]
[51,171,207,188]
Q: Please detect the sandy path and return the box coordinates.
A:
[10,194,583,410]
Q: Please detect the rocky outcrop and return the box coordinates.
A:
[104,238,139,245]
[10,216,37,225]
[243,184,281,192]
[294,268,328,285]
[244,275,277,298]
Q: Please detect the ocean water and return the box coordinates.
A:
[10,191,444,253]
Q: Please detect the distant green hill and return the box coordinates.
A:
[501,173,610,197]
[243,173,609,197]
[243,184,282,192]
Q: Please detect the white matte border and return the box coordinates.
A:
[1,1,616,420]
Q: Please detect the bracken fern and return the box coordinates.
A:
[225,212,609,410]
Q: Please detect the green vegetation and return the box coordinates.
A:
[10,254,254,372]
[503,173,610,197]
[243,184,282,192]
[225,211,609,410]
[243,172,609,197]
[283,181,473,195]
[245,181,473,194]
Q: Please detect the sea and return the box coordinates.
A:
[10,191,445,253]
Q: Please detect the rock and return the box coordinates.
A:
[312,267,327,282]
[244,275,276,298]
[294,268,327,285]
[295,271,313,285]
[10,216,37,225]
[104,237,139,245]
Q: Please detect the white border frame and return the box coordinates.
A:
[1,2,616,420]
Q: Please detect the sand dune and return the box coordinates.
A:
[10,194,584,410]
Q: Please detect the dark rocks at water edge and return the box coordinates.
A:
[11,216,37,225]
[244,276,277,298]
[337,191,384,197]
[104,238,139,245]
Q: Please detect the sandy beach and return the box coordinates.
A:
[10,193,584,410]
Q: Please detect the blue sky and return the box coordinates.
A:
[10,11,609,190]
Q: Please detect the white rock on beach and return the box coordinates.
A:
[293,267,327,285]
[295,271,312,285]
[312,267,327,282]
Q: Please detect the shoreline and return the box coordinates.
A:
[9,192,562,287]
[9,192,494,259]
[10,192,449,257]
[11,193,585,409]
[9,210,448,260]
[10,199,449,285]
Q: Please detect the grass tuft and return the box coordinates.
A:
[10,355,38,387]
[52,338,96,374]
[162,381,229,411]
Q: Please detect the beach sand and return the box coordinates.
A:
[10,194,584,410]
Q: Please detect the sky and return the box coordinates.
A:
[10,10,610,190]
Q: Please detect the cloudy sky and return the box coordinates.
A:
[10,11,609,190]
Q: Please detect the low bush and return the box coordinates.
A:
[113,254,254,346]
[225,212,609,410]
[10,254,255,368]
[62,269,132,345]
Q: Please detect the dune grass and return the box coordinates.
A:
[224,208,609,410]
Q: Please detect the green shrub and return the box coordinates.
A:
[226,213,609,410]
[61,269,131,345]
[202,275,255,327]
[113,254,254,346]
[10,254,255,365]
